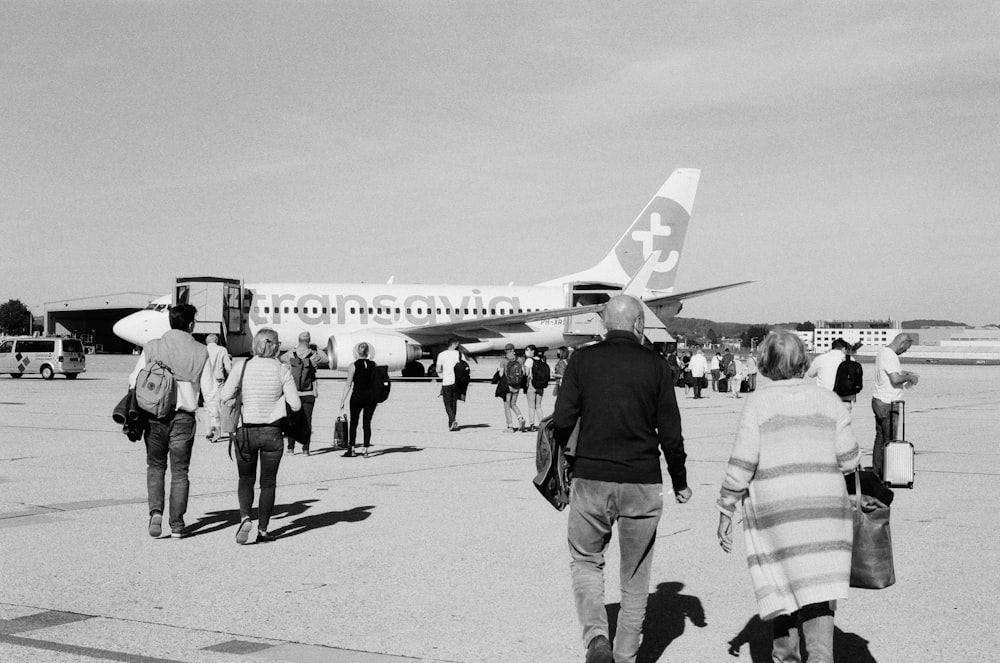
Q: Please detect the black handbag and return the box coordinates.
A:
[849,468,896,589]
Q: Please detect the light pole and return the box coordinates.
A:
[751,337,758,353]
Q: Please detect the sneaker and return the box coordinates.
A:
[170,530,185,539]
[236,518,253,545]
[256,530,275,543]
[148,512,162,538]
[343,450,357,457]
[585,635,612,663]
[449,422,459,431]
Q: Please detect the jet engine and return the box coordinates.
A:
[326,331,422,372]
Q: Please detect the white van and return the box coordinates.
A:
[0,336,87,379]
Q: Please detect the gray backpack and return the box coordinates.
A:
[135,361,176,418]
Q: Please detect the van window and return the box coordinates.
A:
[17,340,55,353]
[0,341,12,353]
[62,340,84,354]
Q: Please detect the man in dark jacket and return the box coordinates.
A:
[554,295,691,663]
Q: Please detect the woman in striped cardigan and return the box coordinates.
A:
[717,331,860,663]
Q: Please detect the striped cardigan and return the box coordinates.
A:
[718,378,860,620]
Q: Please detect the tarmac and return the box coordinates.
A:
[1,356,998,663]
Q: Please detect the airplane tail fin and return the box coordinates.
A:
[539,168,700,291]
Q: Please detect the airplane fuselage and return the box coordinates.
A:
[246,282,591,355]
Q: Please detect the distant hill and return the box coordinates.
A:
[902,320,969,328]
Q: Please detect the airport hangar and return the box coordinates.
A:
[43,292,159,354]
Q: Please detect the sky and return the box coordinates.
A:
[3,2,998,326]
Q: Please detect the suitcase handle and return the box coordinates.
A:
[891,400,905,441]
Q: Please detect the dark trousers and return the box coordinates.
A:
[442,385,459,426]
[871,398,893,478]
[692,376,703,398]
[349,393,378,449]
[235,424,284,531]
[287,395,315,451]
[145,410,197,533]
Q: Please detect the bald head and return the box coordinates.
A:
[603,295,644,336]
[888,333,915,355]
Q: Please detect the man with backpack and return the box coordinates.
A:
[528,347,552,428]
[807,338,859,410]
[280,332,326,455]
[500,343,526,432]
[128,303,209,539]
[436,337,463,431]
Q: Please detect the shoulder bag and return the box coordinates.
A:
[849,467,896,589]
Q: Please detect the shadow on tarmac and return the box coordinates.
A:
[185,499,322,537]
[726,614,878,662]
[607,581,707,663]
[268,505,374,539]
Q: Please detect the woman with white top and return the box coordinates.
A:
[220,328,301,544]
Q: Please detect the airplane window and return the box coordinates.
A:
[395,308,401,314]
[312,307,318,314]
[464,308,469,315]
[368,307,373,314]
[490,309,496,315]
[406,308,412,314]
[436,308,441,314]
[322,308,327,314]
[350,308,356,314]
[417,309,423,314]
[293,307,298,314]
[264,307,270,314]
[331,308,336,314]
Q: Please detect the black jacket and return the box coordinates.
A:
[553,330,687,489]
[112,388,147,442]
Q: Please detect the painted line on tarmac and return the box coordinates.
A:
[0,609,431,663]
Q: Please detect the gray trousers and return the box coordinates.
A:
[568,478,663,663]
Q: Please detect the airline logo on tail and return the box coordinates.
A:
[616,196,690,289]
[542,168,699,291]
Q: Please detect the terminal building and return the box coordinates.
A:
[795,319,901,353]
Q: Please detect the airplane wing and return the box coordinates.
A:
[643,281,754,308]
[395,302,609,343]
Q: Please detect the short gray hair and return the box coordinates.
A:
[756,330,808,380]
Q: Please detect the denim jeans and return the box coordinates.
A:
[771,602,835,663]
[871,398,892,478]
[568,479,663,663]
[441,385,458,426]
[145,410,197,533]
[235,424,284,531]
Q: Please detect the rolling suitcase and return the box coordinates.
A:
[333,415,348,449]
[718,377,729,393]
[883,400,914,488]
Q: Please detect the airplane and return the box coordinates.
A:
[113,168,751,373]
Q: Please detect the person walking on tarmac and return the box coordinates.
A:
[500,343,526,432]
[436,337,463,431]
[280,332,326,456]
[339,343,379,457]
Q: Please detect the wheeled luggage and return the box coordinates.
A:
[883,400,914,488]
[334,415,348,449]
[718,377,729,393]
